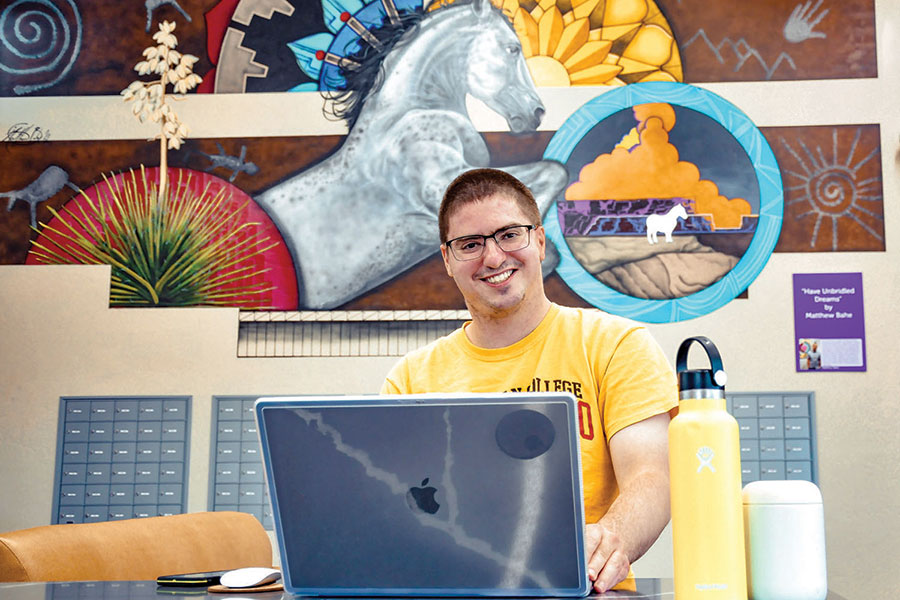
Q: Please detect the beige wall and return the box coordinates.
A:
[2,1,900,596]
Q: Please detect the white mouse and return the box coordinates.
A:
[219,567,281,588]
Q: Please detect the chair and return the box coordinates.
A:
[0,511,272,582]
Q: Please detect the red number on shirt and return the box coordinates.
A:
[577,401,594,440]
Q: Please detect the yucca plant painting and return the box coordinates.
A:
[28,167,294,307]
[121,20,201,202]
[26,20,297,308]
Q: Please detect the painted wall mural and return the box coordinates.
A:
[544,82,783,323]
[0,0,885,320]
[0,0,876,97]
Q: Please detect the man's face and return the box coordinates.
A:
[440,193,546,319]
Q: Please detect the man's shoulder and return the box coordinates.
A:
[382,326,467,394]
[553,304,645,337]
[398,325,466,364]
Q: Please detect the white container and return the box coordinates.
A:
[742,480,827,600]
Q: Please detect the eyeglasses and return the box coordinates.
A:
[444,224,535,261]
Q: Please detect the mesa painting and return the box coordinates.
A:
[0,0,884,315]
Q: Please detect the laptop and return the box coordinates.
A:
[255,393,590,597]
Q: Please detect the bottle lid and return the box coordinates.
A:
[742,480,823,505]
[676,336,726,392]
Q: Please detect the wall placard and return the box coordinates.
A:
[793,272,867,372]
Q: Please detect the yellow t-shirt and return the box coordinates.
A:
[381,303,678,524]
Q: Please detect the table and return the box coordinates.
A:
[0,580,848,600]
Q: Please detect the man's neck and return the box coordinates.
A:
[465,296,553,349]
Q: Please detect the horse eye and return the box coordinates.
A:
[505,45,520,56]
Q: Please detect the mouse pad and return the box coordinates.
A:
[207,583,284,593]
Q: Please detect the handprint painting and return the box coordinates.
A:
[545,82,783,323]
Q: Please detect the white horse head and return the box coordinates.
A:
[464,0,545,132]
[368,0,545,134]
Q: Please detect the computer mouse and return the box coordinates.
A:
[219,567,282,588]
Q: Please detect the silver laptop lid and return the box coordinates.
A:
[255,393,589,597]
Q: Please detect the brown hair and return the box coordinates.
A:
[438,168,541,243]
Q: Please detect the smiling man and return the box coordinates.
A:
[381,168,677,593]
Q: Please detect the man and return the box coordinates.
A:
[382,168,677,592]
[807,341,821,370]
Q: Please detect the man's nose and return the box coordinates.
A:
[482,237,507,266]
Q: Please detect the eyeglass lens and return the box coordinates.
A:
[448,225,532,260]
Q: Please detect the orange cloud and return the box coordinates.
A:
[634,103,675,133]
[566,103,752,229]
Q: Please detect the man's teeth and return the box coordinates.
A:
[485,270,512,284]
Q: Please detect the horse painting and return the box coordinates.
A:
[255,0,567,309]
[646,203,688,244]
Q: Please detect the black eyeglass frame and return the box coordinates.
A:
[444,224,536,261]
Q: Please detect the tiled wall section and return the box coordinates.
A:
[208,396,271,528]
[729,392,818,485]
[237,311,468,357]
[53,397,190,524]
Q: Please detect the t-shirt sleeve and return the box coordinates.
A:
[601,327,678,440]
[380,356,411,394]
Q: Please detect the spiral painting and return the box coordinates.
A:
[0,0,82,95]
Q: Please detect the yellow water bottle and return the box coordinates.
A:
[669,337,747,599]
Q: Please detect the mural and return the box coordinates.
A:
[253,0,568,309]
[667,0,877,83]
[11,20,293,307]
[0,0,876,97]
[772,124,884,252]
[0,0,886,319]
[544,82,783,323]
[214,0,682,93]
[557,100,759,299]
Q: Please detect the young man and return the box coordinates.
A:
[382,168,677,592]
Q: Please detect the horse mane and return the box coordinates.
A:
[326,8,427,130]
[326,0,511,130]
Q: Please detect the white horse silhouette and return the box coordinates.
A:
[255,0,567,309]
[646,203,688,244]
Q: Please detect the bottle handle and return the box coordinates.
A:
[676,336,727,387]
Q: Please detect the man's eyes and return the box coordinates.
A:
[499,229,522,240]
[458,238,484,251]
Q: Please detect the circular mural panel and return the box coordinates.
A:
[27,168,298,309]
[543,81,783,323]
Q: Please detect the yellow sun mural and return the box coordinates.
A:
[494,0,683,86]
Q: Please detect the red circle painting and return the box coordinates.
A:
[27,167,298,309]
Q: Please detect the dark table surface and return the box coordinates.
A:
[0,580,848,600]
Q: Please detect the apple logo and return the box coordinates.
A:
[406,478,440,514]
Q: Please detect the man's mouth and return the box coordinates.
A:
[483,269,514,284]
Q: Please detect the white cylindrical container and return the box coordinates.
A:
[742,480,827,600]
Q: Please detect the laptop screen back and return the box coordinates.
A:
[256,393,588,597]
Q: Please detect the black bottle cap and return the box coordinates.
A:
[679,369,716,391]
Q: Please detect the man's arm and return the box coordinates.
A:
[585,412,671,592]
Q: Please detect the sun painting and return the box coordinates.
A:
[494,0,682,86]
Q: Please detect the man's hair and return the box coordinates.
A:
[439,168,542,243]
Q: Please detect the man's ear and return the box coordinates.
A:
[440,245,454,277]
[536,225,546,261]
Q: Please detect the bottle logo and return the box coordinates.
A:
[696,446,716,473]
